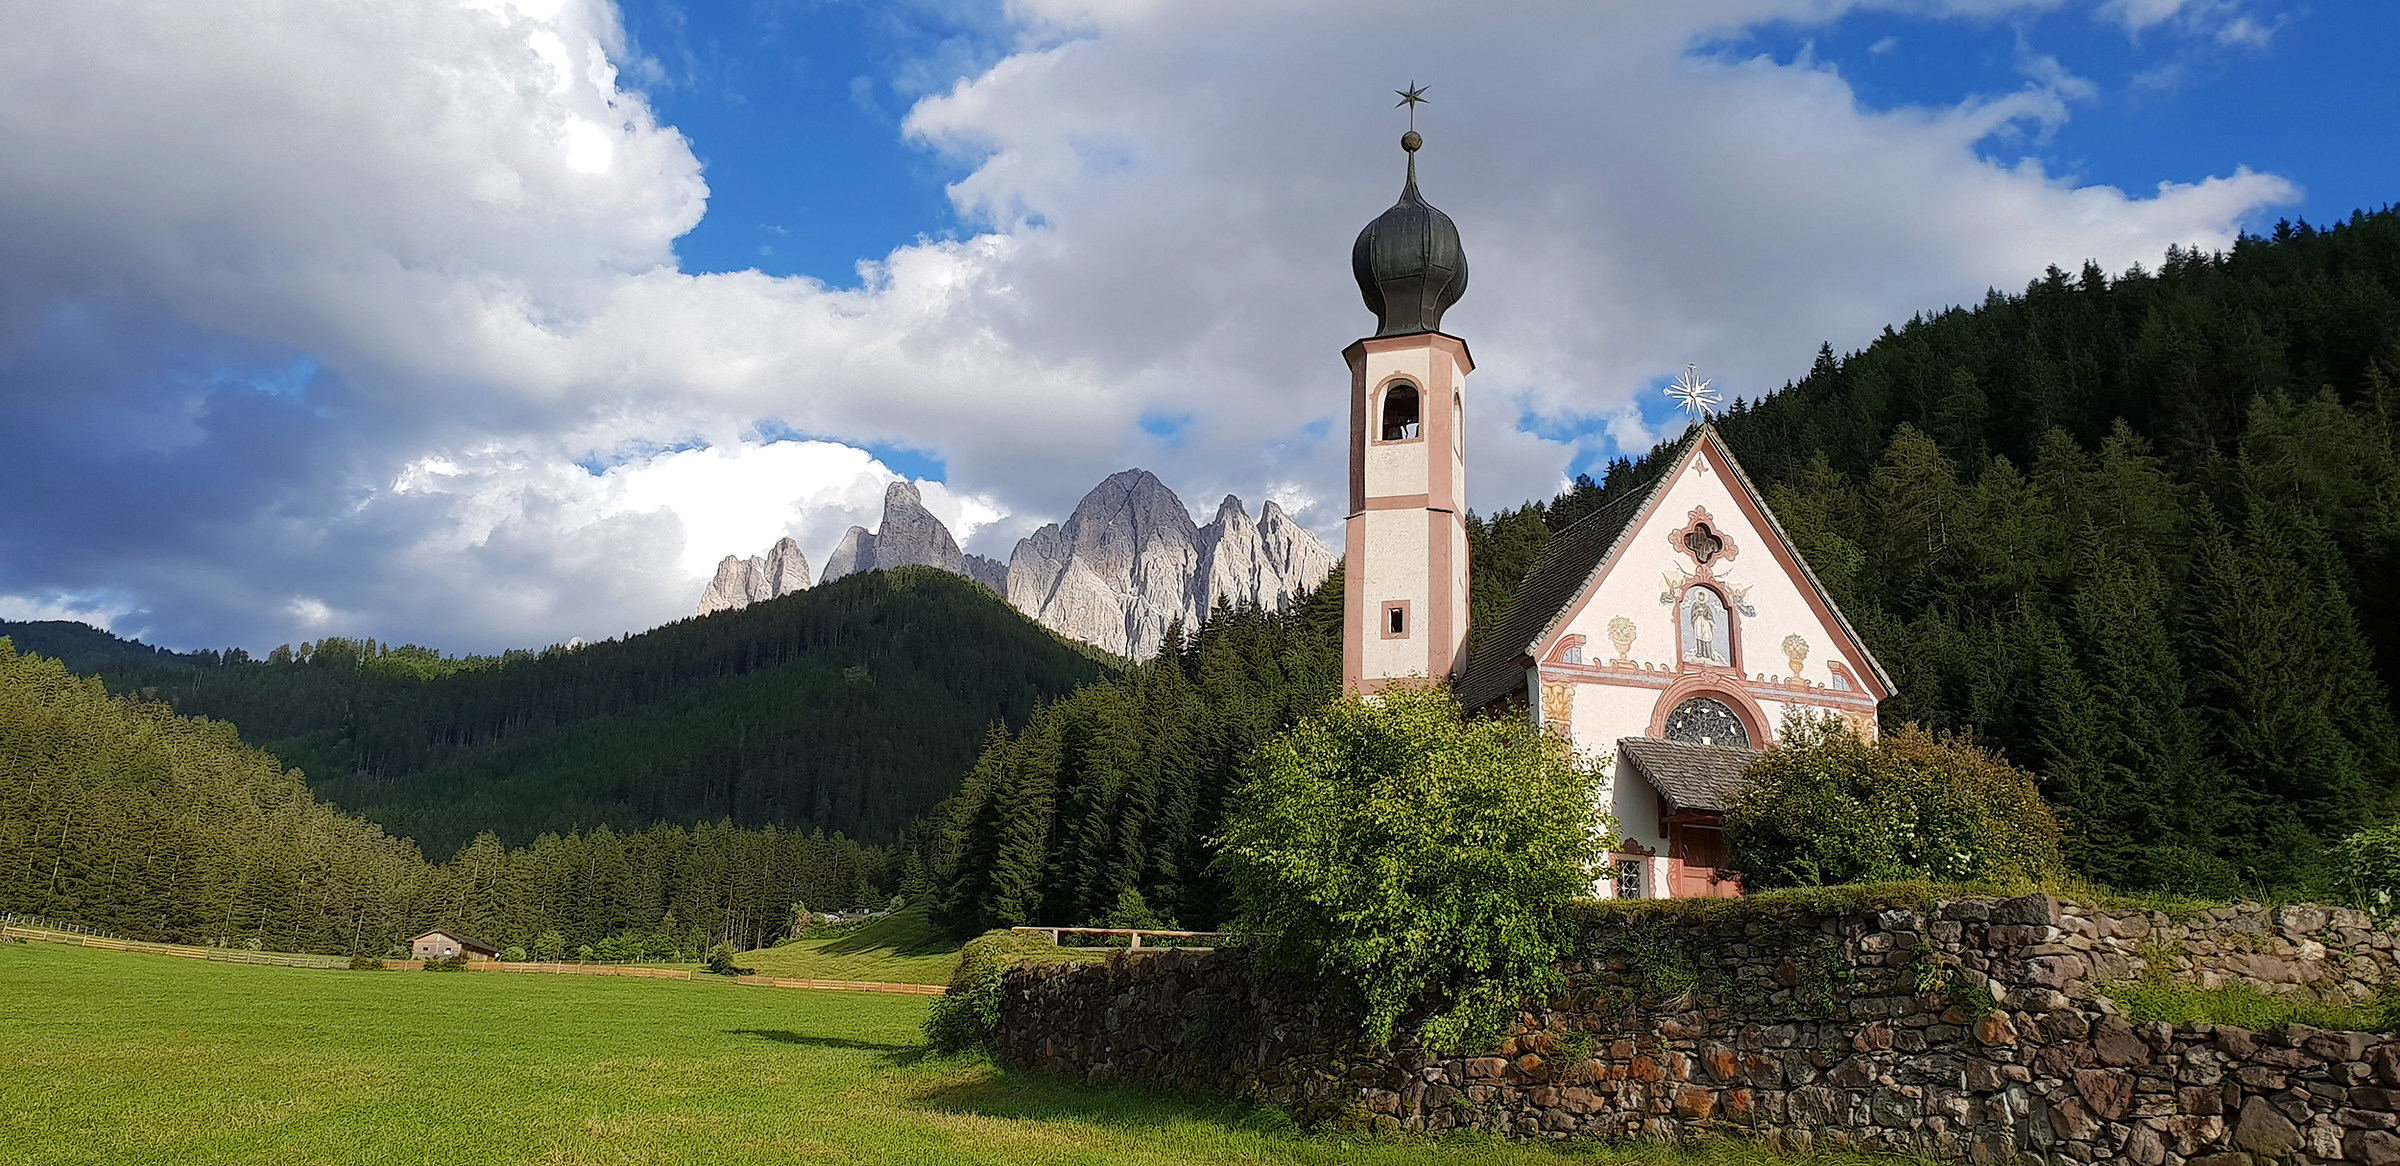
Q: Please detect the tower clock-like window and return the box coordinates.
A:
[1381,383,1421,440]
[1662,697,1751,748]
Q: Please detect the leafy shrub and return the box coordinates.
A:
[703,943,755,977]
[532,931,566,961]
[1102,888,1177,931]
[574,944,596,962]
[499,945,528,963]
[1215,686,1607,1053]
[923,930,1098,1054]
[422,953,470,972]
[2336,824,2400,916]
[1725,718,2064,890]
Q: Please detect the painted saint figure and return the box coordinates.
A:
[1682,586,1729,665]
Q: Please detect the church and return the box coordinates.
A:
[1340,126,1890,900]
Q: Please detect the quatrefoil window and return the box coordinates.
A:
[1682,524,1724,564]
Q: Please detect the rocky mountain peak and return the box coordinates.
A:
[1008,470,1333,659]
[696,469,1332,656]
[816,478,1006,590]
[696,536,813,616]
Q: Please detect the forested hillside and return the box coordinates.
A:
[0,639,883,955]
[1488,209,2400,897]
[16,568,1109,858]
[930,580,1344,933]
[932,207,2400,924]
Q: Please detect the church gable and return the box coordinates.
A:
[1458,425,1888,736]
[1536,427,1886,750]
[1473,426,1889,902]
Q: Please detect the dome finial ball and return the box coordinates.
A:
[1400,130,1422,153]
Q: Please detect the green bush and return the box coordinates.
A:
[1725,718,2064,890]
[2336,824,2400,916]
[499,945,528,963]
[532,931,566,962]
[422,953,470,972]
[1215,685,1607,1053]
[703,943,755,977]
[923,930,1098,1055]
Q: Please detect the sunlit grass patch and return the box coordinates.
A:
[2100,978,2392,1033]
[2,939,1921,1166]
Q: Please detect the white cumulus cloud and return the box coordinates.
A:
[0,0,2299,652]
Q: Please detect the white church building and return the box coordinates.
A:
[1340,127,1890,900]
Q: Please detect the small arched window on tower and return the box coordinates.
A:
[1381,383,1421,441]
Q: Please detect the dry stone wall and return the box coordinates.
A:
[995,895,2400,1163]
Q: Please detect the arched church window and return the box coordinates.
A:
[1679,585,1731,666]
[1381,383,1421,440]
[1662,697,1751,748]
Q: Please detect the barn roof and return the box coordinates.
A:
[411,929,498,953]
[1615,737,1759,813]
[1454,424,1891,712]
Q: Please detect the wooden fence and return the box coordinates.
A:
[734,975,944,996]
[5,922,951,993]
[481,962,690,980]
[1,925,694,978]
[1,924,355,968]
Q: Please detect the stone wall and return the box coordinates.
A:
[995,894,2400,1163]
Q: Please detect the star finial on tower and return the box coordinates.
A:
[1395,81,1429,130]
[1666,364,1721,422]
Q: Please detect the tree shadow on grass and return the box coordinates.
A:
[725,1028,917,1054]
[906,1066,1295,1135]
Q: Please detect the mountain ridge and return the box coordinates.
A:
[700,468,1334,659]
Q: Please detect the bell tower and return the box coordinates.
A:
[1344,120,1472,694]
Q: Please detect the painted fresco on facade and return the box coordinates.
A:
[1679,585,1730,665]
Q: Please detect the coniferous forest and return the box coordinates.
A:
[10,208,2400,948]
[7,568,1109,859]
[0,641,883,955]
[931,207,2400,927]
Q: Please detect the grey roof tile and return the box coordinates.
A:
[1615,736,1758,813]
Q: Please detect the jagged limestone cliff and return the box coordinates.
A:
[697,471,1331,656]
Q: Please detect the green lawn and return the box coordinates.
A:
[741,904,964,985]
[1,939,1874,1166]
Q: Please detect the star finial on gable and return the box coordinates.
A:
[1665,363,1720,422]
[1394,81,1429,131]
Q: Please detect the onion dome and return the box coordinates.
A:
[1351,130,1469,337]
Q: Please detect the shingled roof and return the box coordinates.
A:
[1453,484,1652,710]
[1615,737,1758,813]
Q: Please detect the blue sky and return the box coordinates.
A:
[1731,4,2394,228]
[620,0,1006,284]
[0,0,2391,651]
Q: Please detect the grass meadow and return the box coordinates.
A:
[0,940,1907,1166]
[741,906,963,985]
